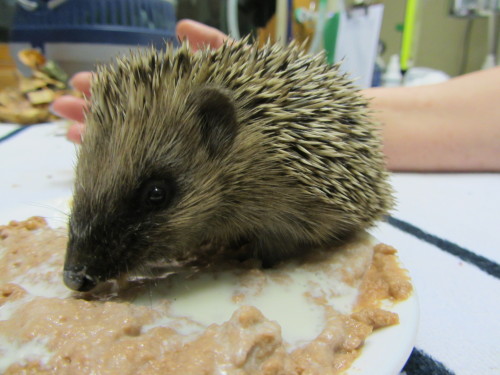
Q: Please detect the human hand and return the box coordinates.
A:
[176,19,228,51]
[51,20,228,143]
[51,71,91,143]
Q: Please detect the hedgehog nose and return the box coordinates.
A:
[63,267,97,292]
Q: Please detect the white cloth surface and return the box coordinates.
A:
[0,122,499,375]
[372,176,500,375]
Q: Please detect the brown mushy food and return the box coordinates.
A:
[0,218,412,374]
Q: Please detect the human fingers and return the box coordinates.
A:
[66,122,84,144]
[51,95,87,123]
[70,72,92,97]
[176,19,229,51]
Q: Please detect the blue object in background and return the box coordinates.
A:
[10,0,177,50]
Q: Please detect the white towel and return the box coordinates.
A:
[372,174,500,375]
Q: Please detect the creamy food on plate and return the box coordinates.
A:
[0,217,412,375]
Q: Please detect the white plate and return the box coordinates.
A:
[127,241,419,375]
[3,203,419,375]
[349,290,419,375]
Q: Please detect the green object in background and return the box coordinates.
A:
[0,0,16,42]
[42,60,69,84]
[400,0,420,73]
[324,12,340,65]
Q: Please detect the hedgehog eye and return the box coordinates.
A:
[148,186,165,203]
[140,179,174,209]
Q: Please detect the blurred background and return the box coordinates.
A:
[0,0,498,98]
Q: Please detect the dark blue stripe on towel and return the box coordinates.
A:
[403,348,455,375]
[388,216,500,279]
[0,126,30,143]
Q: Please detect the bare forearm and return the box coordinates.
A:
[364,67,500,172]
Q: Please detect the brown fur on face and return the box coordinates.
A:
[63,39,393,292]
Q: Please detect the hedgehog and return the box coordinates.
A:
[63,39,393,292]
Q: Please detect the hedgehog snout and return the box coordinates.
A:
[63,266,98,292]
[63,225,113,292]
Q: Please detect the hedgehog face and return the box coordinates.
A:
[64,174,180,292]
[63,84,239,292]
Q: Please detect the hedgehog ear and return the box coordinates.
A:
[188,87,238,157]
